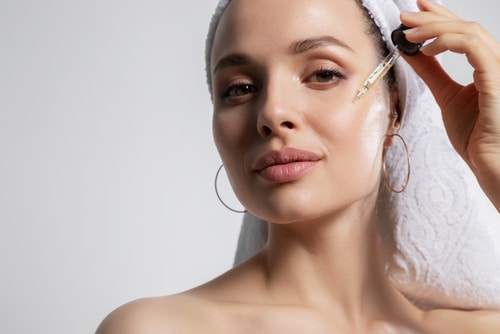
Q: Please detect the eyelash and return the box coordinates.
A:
[309,66,346,83]
[219,66,346,101]
[220,82,258,99]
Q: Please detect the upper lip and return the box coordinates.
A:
[253,147,321,171]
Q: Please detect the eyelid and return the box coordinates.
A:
[220,81,258,98]
[215,74,252,95]
[311,66,345,79]
[217,77,260,105]
[304,64,347,86]
[300,53,346,73]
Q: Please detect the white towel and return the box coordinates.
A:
[206,0,500,310]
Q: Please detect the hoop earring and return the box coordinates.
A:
[215,164,247,213]
[382,133,410,194]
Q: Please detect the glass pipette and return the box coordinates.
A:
[354,49,399,101]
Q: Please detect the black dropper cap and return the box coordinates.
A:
[391,24,423,55]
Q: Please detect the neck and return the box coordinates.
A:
[260,199,413,325]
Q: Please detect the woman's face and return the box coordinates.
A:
[210,0,397,223]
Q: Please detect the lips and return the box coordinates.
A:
[253,148,321,183]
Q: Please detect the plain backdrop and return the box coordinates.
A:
[0,1,498,333]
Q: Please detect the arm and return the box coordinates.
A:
[400,0,500,211]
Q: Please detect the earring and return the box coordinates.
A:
[382,133,410,194]
[215,164,247,213]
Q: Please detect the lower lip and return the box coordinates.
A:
[257,161,319,183]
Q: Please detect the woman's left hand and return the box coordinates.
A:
[401,0,500,210]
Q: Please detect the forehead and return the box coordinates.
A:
[211,0,373,66]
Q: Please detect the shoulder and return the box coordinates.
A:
[423,308,500,333]
[95,257,268,334]
[95,295,218,334]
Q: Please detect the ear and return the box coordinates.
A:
[384,89,402,149]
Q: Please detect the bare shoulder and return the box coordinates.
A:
[95,256,267,334]
[423,308,500,333]
[95,294,218,334]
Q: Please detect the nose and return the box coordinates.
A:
[256,82,299,138]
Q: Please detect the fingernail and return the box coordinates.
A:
[403,27,420,35]
[419,43,430,54]
[401,11,419,16]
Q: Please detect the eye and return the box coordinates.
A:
[309,67,345,84]
[221,82,259,99]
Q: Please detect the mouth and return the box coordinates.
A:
[253,148,321,183]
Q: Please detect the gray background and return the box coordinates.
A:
[0,1,498,333]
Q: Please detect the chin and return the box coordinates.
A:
[248,201,335,225]
[246,189,379,225]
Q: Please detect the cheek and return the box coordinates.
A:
[356,103,389,160]
[213,109,246,156]
[212,109,254,188]
[314,96,388,145]
[212,110,257,207]
[212,114,229,158]
[354,102,391,183]
[313,95,390,178]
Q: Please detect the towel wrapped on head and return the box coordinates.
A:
[206,0,500,310]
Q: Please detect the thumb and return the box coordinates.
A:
[401,52,461,108]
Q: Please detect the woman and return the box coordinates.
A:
[97,0,500,332]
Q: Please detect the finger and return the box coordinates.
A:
[401,52,461,108]
[420,36,500,97]
[411,0,500,49]
[401,11,457,30]
[419,33,499,75]
[403,21,500,62]
[416,0,461,20]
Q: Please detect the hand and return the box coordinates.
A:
[400,0,500,210]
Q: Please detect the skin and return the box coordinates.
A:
[401,0,500,210]
[96,0,500,333]
[211,0,396,225]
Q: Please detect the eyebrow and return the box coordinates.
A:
[292,36,353,54]
[213,54,250,75]
[212,36,353,75]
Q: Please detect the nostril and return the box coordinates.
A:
[262,126,272,136]
[258,121,295,137]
